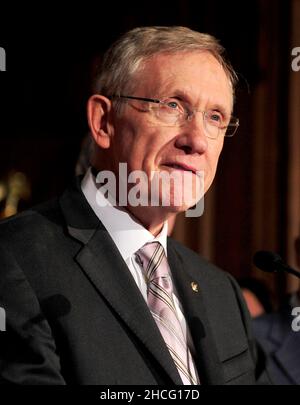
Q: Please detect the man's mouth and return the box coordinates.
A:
[162,162,198,174]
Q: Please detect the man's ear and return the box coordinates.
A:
[87,95,113,149]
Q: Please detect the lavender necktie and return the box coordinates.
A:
[137,242,199,385]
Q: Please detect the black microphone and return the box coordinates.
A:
[253,250,300,279]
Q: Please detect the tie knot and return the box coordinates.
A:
[137,242,169,282]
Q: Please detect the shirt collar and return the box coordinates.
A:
[81,167,168,262]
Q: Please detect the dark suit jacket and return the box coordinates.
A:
[253,306,300,385]
[0,177,269,385]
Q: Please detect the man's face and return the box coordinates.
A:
[108,51,233,214]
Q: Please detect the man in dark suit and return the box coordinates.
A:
[253,237,300,384]
[0,26,269,384]
[253,296,300,385]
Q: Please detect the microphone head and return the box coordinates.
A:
[253,250,284,273]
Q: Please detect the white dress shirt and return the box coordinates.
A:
[81,167,195,351]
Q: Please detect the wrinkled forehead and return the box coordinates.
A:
[134,51,234,113]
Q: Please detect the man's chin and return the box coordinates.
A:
[158,198,200,214]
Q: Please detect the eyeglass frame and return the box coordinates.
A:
[108,94,239,138]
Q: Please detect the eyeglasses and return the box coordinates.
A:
[109,95,239,139]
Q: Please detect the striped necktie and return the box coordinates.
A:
[137,242,199,385]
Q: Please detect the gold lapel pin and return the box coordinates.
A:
[191,282,198,292]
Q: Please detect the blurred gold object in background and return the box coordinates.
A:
[0,172,31,219]
[0,181,7,204]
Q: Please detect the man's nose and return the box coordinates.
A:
[174,113,208,155]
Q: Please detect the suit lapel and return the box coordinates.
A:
[59,178,182,384]
[167,240,225,385]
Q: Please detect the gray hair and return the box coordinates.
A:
[93,26,238,97]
